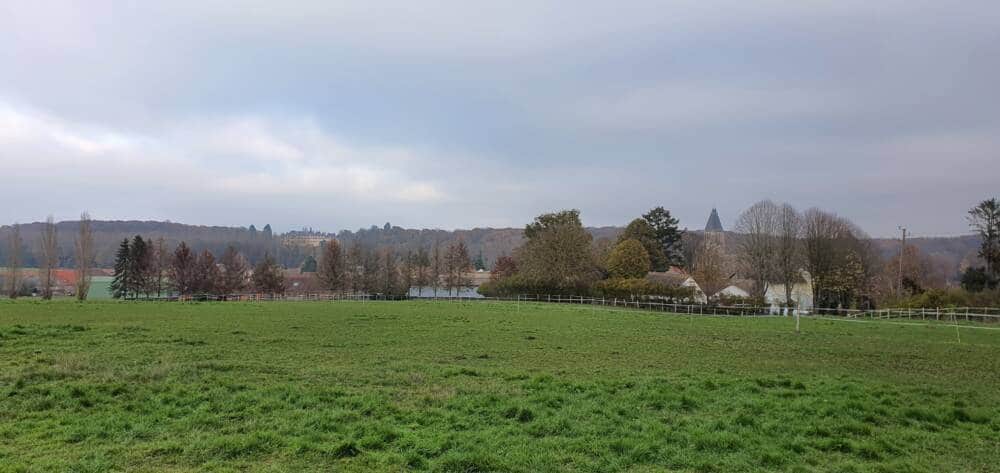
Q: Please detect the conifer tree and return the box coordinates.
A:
[110,238,131,299]
[128,235,151,298]
[642,206,685,268]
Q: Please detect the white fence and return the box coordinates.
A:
[140,292,1000,324]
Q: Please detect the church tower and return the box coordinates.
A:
[705,208,724,233]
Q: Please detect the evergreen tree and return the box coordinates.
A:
[300,255,318,273]
[968,198,1000,278]
[618,219,667,272]
[607,239,651,279]
[128,235,151,298]
[642,206,685,268]
[110,238,131,299]
[473,251,486,271]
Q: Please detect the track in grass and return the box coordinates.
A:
[1,300,998,472]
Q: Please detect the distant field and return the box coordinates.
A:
[86,276,114,300]
[0,300,998,472]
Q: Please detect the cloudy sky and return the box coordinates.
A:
[1,1,998,237]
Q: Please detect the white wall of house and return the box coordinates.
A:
[681,277,708,303]
[716,285,750,298]
[765,283,814,311]
[764,271,814,312]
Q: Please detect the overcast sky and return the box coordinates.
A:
[1,1,998,237]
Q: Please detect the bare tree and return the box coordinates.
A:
[316,239,346,292]
[401,250,415,296]
[733,200,780,300]
[413,247,432,297]
[150,237,170,297]
[169,242,198,296]
[431,240,444,296]
[377,247,399,295]
[691,234,728,300]
[219,245,250,295]
[444,240,472,296]
[802,209,878,310]
[346,240,365,294]
[5,224,22,299]
[74,213,94,301]
[774,203,803,308]
[38,216,59,300]
[193,249,221,295]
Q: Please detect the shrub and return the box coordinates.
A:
[591,278,696,302]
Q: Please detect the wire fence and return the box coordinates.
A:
[137,292,1000,324]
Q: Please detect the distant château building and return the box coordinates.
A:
[281,230,330,248]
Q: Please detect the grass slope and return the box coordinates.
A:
[0,300,998,472]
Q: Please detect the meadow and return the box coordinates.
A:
[0,300,998,472]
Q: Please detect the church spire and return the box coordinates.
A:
[705,208,724,232]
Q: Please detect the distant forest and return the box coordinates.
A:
[0,220,981,283]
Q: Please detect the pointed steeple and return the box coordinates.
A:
[705,208,724,232]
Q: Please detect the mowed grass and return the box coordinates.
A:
[1,300,998,472]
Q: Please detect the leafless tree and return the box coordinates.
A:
[6,224,22,299]
[733,200,780,300]
[803,208,879,310]
[691,234,728,300]
[38,216,59,300]
[219,245,250,295]
[413,247,432,296]
[377,247,399,295]
[316,239,346,292]
[150,237,170,297]
[444,240,472,296]
[431,240,444,296]
[74,213,94,301]
[774,204,803,308]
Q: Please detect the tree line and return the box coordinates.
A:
[478,207,697,301]
[4,213,95,300]
[104,235,476,299]
[313,238,473,297]
[108,236,284,299]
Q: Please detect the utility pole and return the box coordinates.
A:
[897,226,907,297]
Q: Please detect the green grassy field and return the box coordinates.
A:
[1,300,998,472]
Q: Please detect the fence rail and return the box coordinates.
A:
[136,292,1000,324]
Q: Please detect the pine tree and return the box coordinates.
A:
[128,235,151,298]
[473,251,486,271]
[110,238,131,299]
[642,206,685,269]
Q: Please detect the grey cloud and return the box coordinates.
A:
[1,0,998,236]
